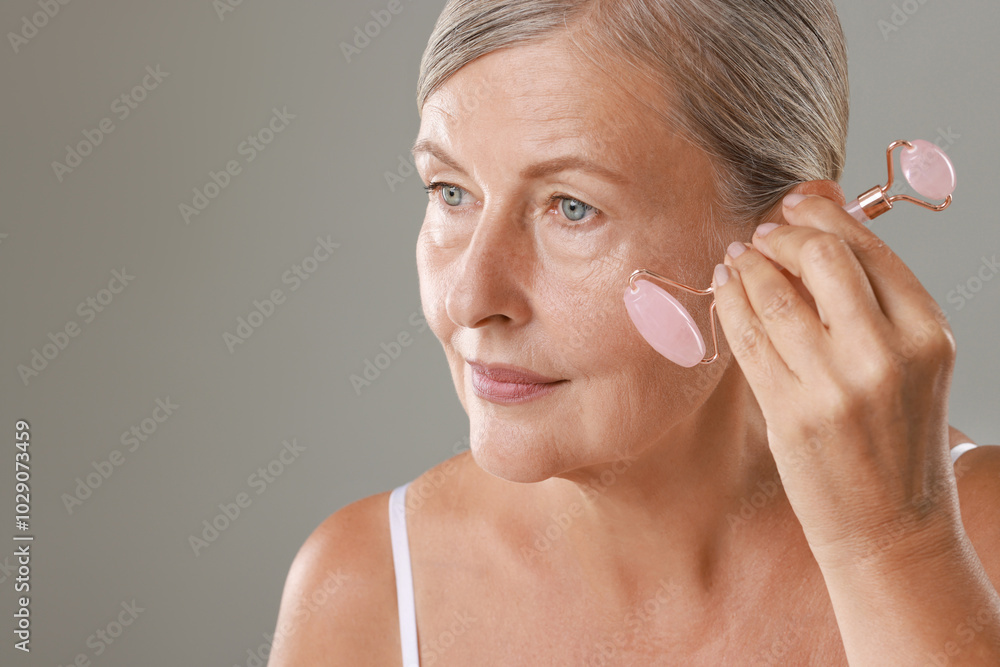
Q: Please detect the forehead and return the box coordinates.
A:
[417,32,678,171]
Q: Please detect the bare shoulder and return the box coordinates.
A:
[954,444,1000,586]
[266,451,481,666]
[267,487,399,666]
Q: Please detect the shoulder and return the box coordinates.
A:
[267,451,482,665]
[954,444,1000,518]
[267,487,400,666]
[954,444,1000,586]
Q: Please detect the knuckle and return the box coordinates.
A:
[898,318,956,365]
[927,311,958,360]
[854,232,890,257]
[800,235,850,267]
[939,326,958,360]
[856,353,902,392]
[924,327,957,363]
[760,288,799,322]
[733,321,768,358]
[837,332,902,391]
[820,383,858,421]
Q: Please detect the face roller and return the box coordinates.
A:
[623,140,957,367]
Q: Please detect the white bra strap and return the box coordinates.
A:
[389,482,419,666]
[951,442,978,464]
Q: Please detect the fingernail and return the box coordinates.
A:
[714,263,729,287]
[755,222,780,237]
[783,193,808,209]
[727,241,747,259]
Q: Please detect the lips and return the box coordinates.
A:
[465,359,561,384]
[466,359,566,404]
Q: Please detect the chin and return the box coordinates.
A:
[467,416,569,484]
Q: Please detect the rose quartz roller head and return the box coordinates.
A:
[624,139,956,366]
[623,272,719,367]
[844,139,956,223]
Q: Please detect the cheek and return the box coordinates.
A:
[415,225,455,341]
[538,258,642,378]
[419,214,471,250]
[537,242,714,409]
[536,221,611,265]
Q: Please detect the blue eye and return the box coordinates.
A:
[559,197,591,222]
[441,185,463,206]
[549,194,596,225]
[423,182,598,226]
[423,182,465,206]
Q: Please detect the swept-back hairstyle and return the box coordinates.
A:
[416,0,849,228]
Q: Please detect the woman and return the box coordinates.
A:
[271,1,1000,664]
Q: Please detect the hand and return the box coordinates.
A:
[711,192,961,572]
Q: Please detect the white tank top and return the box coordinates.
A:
[387,443,982,666]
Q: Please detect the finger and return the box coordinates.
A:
[721,242,831,379]
[776,263,820,318]
[712,260,797,394]
[764,194,942,327]
[749,220,891,342]
[730,246,818,315]
[712,263,795,396]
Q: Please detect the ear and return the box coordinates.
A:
[759,179,846,224]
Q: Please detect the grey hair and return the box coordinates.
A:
[415,0,849,231]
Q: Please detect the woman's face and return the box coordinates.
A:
[413,31,732,483]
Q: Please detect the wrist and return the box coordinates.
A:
[815,515,1000,666]
[812,503,964,581]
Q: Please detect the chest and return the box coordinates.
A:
[409,563,849,666]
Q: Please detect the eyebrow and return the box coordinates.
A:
[410,138,628,184]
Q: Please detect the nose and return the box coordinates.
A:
[444,203,533,330]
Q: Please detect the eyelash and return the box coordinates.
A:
[422,181,599,225]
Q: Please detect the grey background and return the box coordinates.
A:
[0,0,997,664]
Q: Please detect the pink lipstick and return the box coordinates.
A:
[466,359,566,404]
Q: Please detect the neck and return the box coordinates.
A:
[537,361,799,617]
